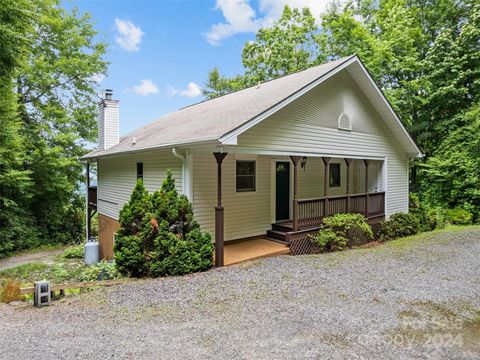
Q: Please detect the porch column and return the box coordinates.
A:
[290,156,301,232]
[364,159,370,218]
[214,152,228,267]
[322,157,331,217]
[344,158,352,212]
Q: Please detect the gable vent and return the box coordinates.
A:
[338,112,352,131]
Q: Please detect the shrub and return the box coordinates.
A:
[114,171,213,277]
[310,213,373,252]
[409,193,432,232]
[427,207,448,230]
[62,244,84,259]
[0,279,25,303]
[80,261,120,281]
[380,212,420,241]
[445,207,473,225]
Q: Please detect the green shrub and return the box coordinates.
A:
[445,207,473,225]
[310,213,373,252]
[408,193,432,232]
[62,244,84,259]
[427,207,448,229]
[380,212,420,241]
[114,171,213,277]
[80,260,120,281]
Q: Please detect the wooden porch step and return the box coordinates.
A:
[266,230,290,244]
[272,222,293,232]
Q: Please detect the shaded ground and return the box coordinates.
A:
[1,226,479,359]
[0,248,65,271]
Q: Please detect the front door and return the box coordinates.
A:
[275,162,290,221]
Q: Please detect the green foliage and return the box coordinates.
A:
[445,207,473,225]
[0,0,107,258]
[79,261,120,281]
[310,213,373,252]
[62,244,84,259]
[310,228,348,253]
[380,213,421,241]
[114,171,213,277]
[408,193,432,232]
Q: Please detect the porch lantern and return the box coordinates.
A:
[300,156,307,171]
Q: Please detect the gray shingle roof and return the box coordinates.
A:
[83,56,355,159]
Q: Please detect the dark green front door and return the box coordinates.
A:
[275,162,290,221]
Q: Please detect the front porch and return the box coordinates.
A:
[212,153,386,266]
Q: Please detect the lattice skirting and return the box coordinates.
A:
[289,230,321,255]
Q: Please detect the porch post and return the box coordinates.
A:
[86,162,91,240]
[290,156,301,232]
[364,159,370,218]
[344,158,352,213]
[322,157,331,217]
[214,152,228,267]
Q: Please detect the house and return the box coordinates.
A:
[82,55,422,266]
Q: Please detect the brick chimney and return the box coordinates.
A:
[98,89,119,150]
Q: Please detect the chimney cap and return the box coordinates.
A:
[105,89,113,100]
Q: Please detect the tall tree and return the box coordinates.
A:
[0,0,36,255]
[16,0,108,244]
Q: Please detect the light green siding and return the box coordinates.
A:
[237,72,408,216]
[97,150,182,220]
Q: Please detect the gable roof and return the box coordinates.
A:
[83,55,422,159]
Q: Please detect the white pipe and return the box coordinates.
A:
[172,148,186,194]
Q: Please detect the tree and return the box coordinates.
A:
[16,0,108,244]
[0,0,36,256]
[115,171,213,277]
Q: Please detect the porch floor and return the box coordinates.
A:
[223,237,290,266]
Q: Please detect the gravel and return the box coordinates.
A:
[1,227,479,359]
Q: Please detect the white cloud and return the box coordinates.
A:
[205,0,332,44]
[131,79,159,96]
[90,73,105,83]
[167,82,202,98]
[115,18,144,51]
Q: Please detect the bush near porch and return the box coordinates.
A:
[114,170,213,277]
[310,213,374,252]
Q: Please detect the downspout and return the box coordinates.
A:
[172,148,186,195]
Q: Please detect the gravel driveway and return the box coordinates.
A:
[1,227,479,359]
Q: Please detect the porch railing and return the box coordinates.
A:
[294,191,385,231]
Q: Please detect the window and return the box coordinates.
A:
[136,162,143,181]
[329,163,341,187]
[236,161,256,192]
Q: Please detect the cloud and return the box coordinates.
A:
[205,0,331,44]
[131,79,159,96]
[167,82,202,98]
[115,18,144,51]
[90,73,105,83]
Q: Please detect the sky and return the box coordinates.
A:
[68,0,331,135]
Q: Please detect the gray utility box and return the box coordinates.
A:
[85,238,100,265]
[34,280,51,307]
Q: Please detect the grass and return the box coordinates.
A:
[0,258,86,286]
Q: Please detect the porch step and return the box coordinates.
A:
[266,230,290,244]
[272,222,293,232]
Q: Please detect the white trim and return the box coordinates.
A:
[220,56,358,145]
[406,157,410,213]
[383,157,389,218]
[223,145,386,161]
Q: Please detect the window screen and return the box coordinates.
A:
[329,163,341,187]
[236,161,256,192]
[136,162,143,181]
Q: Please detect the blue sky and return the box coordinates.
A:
[69,0,329,135]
